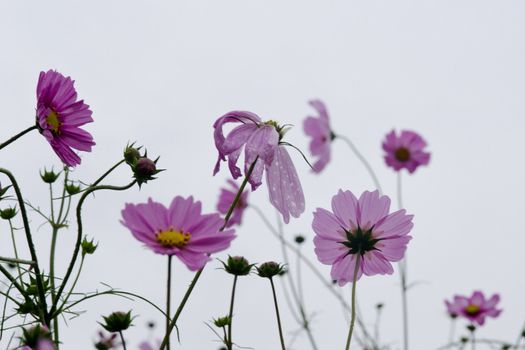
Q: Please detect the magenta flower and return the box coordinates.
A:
[313,190,413,286]
[303,99,333,173]
[121,196,236,271]
[36,70,95,167]
[21,339,55,350]
[382,130,430,173]
[445,291,502,326]
[213,111,305,223]
[217,179,248,227]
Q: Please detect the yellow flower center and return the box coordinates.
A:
[156,228,191,247]
[395,147,410,162]
[46,110,61,133]
[465,304,481,316]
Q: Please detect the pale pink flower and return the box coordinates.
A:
[382,129,430,173]
[303,99,333,173]
[445,291,502,326]
[313,190,413,286]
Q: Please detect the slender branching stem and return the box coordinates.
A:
[57,255,85,313]
[275,212,318,350]
[345,255,361,350]
[397,172,409,350]
[166,255,172,350]
[336,134,383,194]
[0,256,33,266]
[226,275,238,350]
[0,168,48,324]
[0,264,27,302]
[270,278,286,350]
[0,125,38,151]
[49,181,136,318]
[91,159,126,187]
[159,160,257,350]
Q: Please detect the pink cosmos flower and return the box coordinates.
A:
[445,291,502,326]
[121,196,236,271]
[213,111,305,223]
[217,179,248,227]
[20,339,55,350]
[303,99,333,173]
[382,130,430,173]
[36,70,95,167]
[312,190,413,286]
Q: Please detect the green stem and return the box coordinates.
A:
[276,213,318,350]
[119,330,127,350]
[159,160,258,350]
[336,134,383,195]
[397,172,409,350]
[159,268,203,350]
[57,255,85,314]
[269,278,286,350]
[55,168,69,224]
[250,205,375,349]
[7,220,24,284]
[0,125,38,151]
[0,256,33,266]
[0,168,48,325]
[0,264,28,301]
[226,275,238,350]
[49,181,136,318]
[345,255,361,350]
[166,255,172,350]
[49,226,59,345]
[470,327,475,350]
[91,159,125,187]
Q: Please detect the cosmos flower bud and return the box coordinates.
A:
[132,157,163,187]
[25,276,50,296]
[124,143,142,166]
[222,256,253,276]
[65,182,81,195]
[17,300,38,315]
[40,168,60,184]
[466,324,476,332]
[0,206,17,220]
[294,235,305,244]
[81,236,98,256]
[376,303,384,310]
[100,311,133,333]
[213,316,231,328]
[256,262,285,279]
[460,337,469,343]
[502,344,511,350]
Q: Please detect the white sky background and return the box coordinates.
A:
[1,0,524,349]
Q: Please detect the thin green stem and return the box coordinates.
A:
[119,330,127,350]
[0,264,27,302]
[470,327,475,350]
[159,268,203,350]
[336,134,383,194]
[226,275,238,350]
[7,220,24,284]
[55,168,69,224]
[49,181,136,318]
[0,168,48,324]
[159,160,258,350]
[345,255,361,350]
[57,255,85,314]
[397,172,409,350]
[0,256,33,266]
[49,183,55,223]
[50,226,59,345]
[270,278,286,350]
[91,159,126,187]
[448,318,456,344]
[250,205,375,349]
[166,255,172,350]
[275,212,318,350]
[0,125,38,151]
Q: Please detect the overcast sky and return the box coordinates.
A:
[1,1,524,349]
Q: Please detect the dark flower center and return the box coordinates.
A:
[464,304,481,316]
[339,226,380,255]
[395,147,411,162]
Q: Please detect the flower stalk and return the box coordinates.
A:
[345,255,361,350]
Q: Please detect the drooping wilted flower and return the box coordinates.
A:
[213,111,305,223]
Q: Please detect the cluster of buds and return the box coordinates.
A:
[124,143,163,187]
